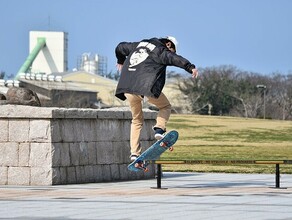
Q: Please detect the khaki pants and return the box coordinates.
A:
[125,93,171,156]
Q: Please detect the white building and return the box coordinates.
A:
[29,31,68,74]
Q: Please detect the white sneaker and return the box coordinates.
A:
[153,127,166,140]
[130,155,139,161]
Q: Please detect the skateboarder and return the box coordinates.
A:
[115,36,198,161]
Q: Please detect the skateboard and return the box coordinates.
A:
[128,130,179,172]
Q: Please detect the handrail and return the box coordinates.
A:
[153,159,292,189]
[155,159,292,165]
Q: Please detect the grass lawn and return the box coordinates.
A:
[160,114,292,174]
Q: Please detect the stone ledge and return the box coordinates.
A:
[0,105,157,120]
[0,105,58,119]
[0,105,157,185]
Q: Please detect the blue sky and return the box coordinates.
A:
[1,0,292,77]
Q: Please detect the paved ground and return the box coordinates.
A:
[1,172,292,220]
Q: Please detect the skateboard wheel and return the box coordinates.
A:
[135,162,142,168]
[169,147,174,151]
[144,167,149,172]
[160,142,167,147]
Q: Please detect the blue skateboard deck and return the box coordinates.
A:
[128,130,179,172]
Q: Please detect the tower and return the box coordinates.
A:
[29,31,68,74]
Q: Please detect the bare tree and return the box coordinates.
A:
[176,65,292,120]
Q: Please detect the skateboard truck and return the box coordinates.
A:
[134,161,149,172]
[160,141,174,151]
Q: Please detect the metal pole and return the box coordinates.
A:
[263,89,266,119]
[157,164,162,189]
[256,85,266,119]
[275,164,280,188]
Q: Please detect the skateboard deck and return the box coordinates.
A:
[128,130,179,172]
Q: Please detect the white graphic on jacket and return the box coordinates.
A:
[128,42,156,71]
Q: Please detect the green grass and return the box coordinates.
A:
[160,114,292,173]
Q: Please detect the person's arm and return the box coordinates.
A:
[115,42,138,64]
[160,50,199,78]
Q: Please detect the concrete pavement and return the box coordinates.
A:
[1,172,292,220]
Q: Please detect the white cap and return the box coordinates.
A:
[166,36,178,51]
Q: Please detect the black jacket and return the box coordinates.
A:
[115,38,196,101]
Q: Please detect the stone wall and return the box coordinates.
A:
[0,105,157,185]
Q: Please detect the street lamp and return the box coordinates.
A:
[257,84,267,119]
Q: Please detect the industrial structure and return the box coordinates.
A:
[6,30,114,108]
[16,31,68,79]
[16,31,107,78]
[77,53,108,76]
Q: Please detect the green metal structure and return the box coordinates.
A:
[15,37,46,80]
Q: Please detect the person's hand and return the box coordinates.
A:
[191,68,199,78]
[116,64,123,72]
